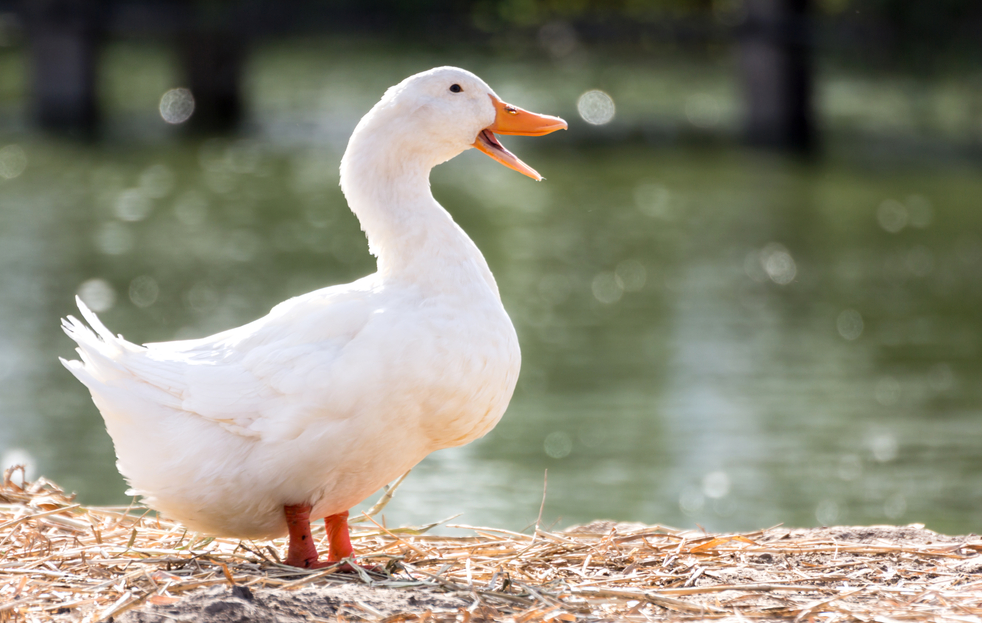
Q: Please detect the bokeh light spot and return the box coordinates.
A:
[816,499,839,526]
[159,88,195,124]
[747,243,797,285]
[78,278,116,312]
[685,94,721,128]
[837,309,864,341]
[591,272,623,304]
[0,144,27,179]
[877,199,908,233]
[544,431,573,458]
[762,244,796,285]
[702,470,730,499]
[869,431,898,462]
[129,275,160,308]
[577,90,615,125]
[115,188,153,222]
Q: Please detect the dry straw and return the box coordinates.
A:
[2,467,981,622]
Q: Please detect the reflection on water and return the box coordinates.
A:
[2,47,982,536]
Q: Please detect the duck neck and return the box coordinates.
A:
[340,134,498,295]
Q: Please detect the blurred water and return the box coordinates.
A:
[1,42,982,536]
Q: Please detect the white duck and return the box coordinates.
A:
[61,67,566,569]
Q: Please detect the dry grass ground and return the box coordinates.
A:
[2,471,981,622]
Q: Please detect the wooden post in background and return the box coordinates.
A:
[180,29,244,133]
[178,0,246,133]
[25,0,103,133]
[738,0,815,153]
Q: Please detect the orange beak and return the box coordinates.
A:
[472,95,567,181]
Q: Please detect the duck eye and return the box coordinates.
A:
[449,84,462,93]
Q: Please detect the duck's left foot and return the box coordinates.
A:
[283,506,382,572]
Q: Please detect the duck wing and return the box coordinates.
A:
[61,279,379,442]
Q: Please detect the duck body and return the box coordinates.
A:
[67,266,517,539]
[62,67,565,564]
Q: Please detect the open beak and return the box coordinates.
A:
[472,95,567,181]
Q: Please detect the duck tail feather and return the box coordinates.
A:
[61,298,147,385]
[75,296,117,343]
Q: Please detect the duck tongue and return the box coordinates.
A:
[473,128,544,180]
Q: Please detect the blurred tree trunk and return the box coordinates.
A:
[179,29,244,133]
[738,0,815,153]
[25,0,104,134]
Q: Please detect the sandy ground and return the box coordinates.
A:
[118,583,472,623]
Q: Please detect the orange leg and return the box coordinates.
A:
[325,510,353,561]
[283,504,357,570]
[283,503,322,568]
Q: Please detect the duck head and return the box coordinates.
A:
[350,67,567,181]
